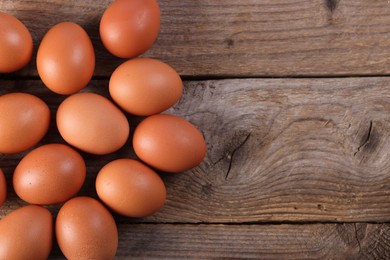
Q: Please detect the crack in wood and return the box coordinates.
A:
[353,223,362,252]
[354,121,373,157]
[211,155,225,168]
[225,132,251,180]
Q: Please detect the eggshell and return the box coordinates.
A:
[0,93,50,154]
[56,92,130,155]
[0,12,33,73]
[56,196,118,260]
[0,169,6,207]
[109,58,183,116]
[100,0,160,58]
[96,159,166,217]
[13,143,86,205]
[0,205,53,260]
[37,22,95,95]
[133,114,206,172]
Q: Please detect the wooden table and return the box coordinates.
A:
[1,0,389,258]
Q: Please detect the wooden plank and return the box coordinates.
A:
[1,0,390,77]
[1,77,390,223]
[159,77,390,223]
[49,223,390,259]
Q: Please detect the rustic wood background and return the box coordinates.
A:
[0,0,389,258]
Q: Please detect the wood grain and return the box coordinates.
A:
[1,77,390,223]
[1,1,390,259]
[47,223,389,259]
[1,0,390,77]
[158,77,390,223]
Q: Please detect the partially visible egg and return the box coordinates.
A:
[133,114,206,172]
[37,22,95,95]
[56,92,130,155]
[96,159,166,217]
[56,196,118,260]
[0,205,53,260]
[0,12,33,73]
[13,143,86,205]
[109,58,183,116]
[0,169,6,207]
[0,93,50,154]
[100,0,160,58]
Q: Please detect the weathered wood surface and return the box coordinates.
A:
[48,223,390,259]
[118,223,390,259]
[1,0,390,258]
[1,78,390,223]
[1,0,390,77]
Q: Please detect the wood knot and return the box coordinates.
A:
[225,38,235,48]
[326,0,339,13]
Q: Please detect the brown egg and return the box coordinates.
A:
[56,196,118,260]
[133,114,206,172]
[109,58,183,116]
[0,169,6,207]
[96,159,166,217]
[37,22,95,95]
[56,92,130,155]
[0,205,53,260]
[100,0,160,58]
[0,93,50,154]
[13,144,86,205]
[0,12,33,73]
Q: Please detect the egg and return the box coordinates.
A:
[0,93,50,154]
[133,114,206,172]
[109,58,183,116]
[56,196,118,260]
[56,92,130,155]
[100,0,160,58]
[13,143,86,205]
[0,205,53,260]
[37,22,95,95]
[96,159,166,217]
[0,12,33,73]
[0,169,6,207]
